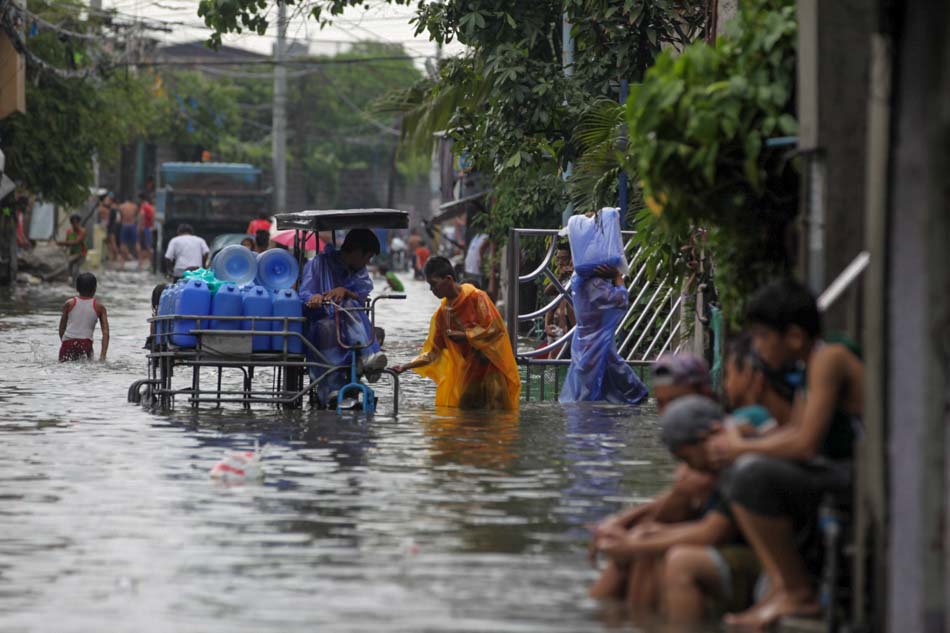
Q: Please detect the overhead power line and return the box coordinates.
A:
[134,54,430,68]
[315,66,399,136]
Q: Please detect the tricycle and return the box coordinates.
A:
[128,208,409,414]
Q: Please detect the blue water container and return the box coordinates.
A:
[210,283,243,331]
[157,286,174,344]
[171,279,211,348]
[242,285,273,352]
[212,244,258,286]
[256,249,299,291]
[164,282,184,345]
[271,288,303,354]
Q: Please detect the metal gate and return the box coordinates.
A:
[504,227,691,402]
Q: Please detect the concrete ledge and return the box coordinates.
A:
[777,616,825,633]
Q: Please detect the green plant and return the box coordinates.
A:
[154,41,423,205]
[624,0,799,321]
[198,0,707,244]
[0,0,165,206]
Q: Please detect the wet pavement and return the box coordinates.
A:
[0,270,673,632]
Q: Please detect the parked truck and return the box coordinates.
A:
[155,162,271,270]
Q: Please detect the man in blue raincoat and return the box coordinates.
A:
[559,264,648,404]
[299,229,386,406]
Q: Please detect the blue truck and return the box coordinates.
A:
[155,162,272,264]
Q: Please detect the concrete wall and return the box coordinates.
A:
[797,0,874,333]
[886,3,950,631]
[716,0,738,35]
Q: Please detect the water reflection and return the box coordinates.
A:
[0,273,673,632]
[422,408,520,470]
[559,404,640,538]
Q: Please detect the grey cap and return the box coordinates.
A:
[660,395,723,452]
[651,353,710,387]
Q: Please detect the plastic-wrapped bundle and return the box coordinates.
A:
[559,274,648,404]
[182,267,225,293]
[566,207,628,277]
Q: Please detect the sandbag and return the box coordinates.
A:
[566,207,628,277]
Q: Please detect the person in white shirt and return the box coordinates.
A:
[464,232,490,287]
[164,224,210,279]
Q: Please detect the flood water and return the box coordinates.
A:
[0,271,673,632]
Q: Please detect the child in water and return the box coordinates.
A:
[58,272,110,362]
[378,264,405,292]
[392,256,520,409]
[57,213,87,283]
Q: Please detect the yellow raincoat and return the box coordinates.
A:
[412,284,521,410]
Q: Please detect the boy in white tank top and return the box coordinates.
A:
[58,272,110,362]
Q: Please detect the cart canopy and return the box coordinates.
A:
[275,209,409,232]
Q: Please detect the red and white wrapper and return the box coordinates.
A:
[210,449,264,484]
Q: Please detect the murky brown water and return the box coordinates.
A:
[0,271,672,632]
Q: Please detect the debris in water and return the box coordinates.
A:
[210,443,264,485]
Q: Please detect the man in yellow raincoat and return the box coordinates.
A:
[392,256,521,409]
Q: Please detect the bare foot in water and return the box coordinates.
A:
[724,590,821,630]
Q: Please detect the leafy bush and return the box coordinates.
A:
[200,0,705,244]
[625,0,799,320]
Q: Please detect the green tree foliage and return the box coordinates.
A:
[624,0,798,319]
[0,1,164,206]
[289,42,423,203]
[157,70,269,163]
[198,0,705,242]
[157,42,423,205]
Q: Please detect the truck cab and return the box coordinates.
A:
[155,162,272,267]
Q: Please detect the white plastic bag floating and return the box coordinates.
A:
[566,207,629,277]
[210,443,264,484]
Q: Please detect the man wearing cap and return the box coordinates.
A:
[590,343,792,619]
[589,353,716,603]
[593,396,764,622]
[651,352,715,412]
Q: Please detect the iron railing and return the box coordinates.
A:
[505,227,690,401]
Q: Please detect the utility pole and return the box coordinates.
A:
[560,12,574,226]
[272,1,288,213]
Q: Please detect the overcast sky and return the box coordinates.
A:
[103,0,465,61]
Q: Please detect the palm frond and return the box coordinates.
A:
[568,98,631,213]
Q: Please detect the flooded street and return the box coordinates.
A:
[0,272,672,632]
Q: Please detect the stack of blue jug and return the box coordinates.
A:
[242,285,273,352]
[159,247,305,353]
[210,283,242,331]
[171,279,212,347]
[271,288,303,354]
[156,284,175,345]
[256,249,299,292]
